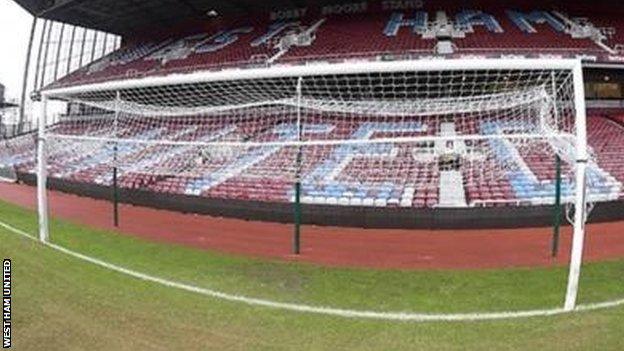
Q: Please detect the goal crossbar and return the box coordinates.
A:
[41,58,582,98]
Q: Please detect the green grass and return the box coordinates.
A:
[1,199,624,350]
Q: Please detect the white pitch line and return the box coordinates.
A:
[1,220,623,322]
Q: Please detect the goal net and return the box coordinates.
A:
[40,60,599,211]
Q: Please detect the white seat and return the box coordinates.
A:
[350,198,363,206]
[374,199,388,207]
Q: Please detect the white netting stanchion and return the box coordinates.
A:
[37,59,591,310]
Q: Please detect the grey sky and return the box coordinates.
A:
[0,0,32,101]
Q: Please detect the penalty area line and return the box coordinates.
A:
[1,219,623,322]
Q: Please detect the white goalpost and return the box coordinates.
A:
[36,58,589,312]
[565,61,589,311]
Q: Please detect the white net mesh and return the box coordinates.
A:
[35,62,609,208]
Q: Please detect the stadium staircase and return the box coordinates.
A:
[439,171,467,207]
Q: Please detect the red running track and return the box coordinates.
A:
[1,182,623,270]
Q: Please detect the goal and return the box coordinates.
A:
[37,58,590,311]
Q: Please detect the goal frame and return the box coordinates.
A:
[37,58,589,312]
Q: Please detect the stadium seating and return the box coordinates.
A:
[48,5,624,89]
[281,12,434,63]
[7,2,623,209]
[453,9,604,56]
[2,112,623,208]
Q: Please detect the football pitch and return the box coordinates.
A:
[1,199,623,350]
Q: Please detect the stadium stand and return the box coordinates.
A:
[48,4,624,89]
[1,0,621,217]
[2,112,623,208]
